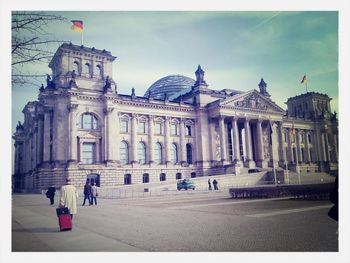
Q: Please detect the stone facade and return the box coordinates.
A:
[12,43,338,191]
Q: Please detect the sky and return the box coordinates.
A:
[12,11,338,134]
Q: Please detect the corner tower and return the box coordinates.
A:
[48,43,117,91]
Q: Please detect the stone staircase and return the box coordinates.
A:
[285,171,335,184]
[76,170,336,199]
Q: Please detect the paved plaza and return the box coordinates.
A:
[12,190,338,252]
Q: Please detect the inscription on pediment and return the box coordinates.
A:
[232,94,269,110]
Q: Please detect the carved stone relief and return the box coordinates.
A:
[233,94,269,110]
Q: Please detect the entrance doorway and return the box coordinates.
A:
[86,174,100,187]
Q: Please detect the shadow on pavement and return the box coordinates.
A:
[13,227,59,233]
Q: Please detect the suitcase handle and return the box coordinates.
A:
[56,207,70,216]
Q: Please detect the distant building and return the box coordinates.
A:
[12,43,338,191]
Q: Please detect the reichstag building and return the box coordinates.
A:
[12,43,338,191]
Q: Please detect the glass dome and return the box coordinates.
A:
[144,75,195,100]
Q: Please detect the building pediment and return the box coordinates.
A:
[219,90,285,114]
[79,131,101,140]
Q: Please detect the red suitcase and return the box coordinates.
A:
[56,208,72,231]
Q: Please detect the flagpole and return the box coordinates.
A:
[81,31,83,45]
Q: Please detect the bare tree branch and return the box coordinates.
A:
[12,11,68,87]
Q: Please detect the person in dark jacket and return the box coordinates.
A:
[82,182,92,206]
[328,176,338,221]
[208,179,212,190]
[46,185,56,205]
[213,179,219,190]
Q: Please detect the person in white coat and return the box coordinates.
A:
[59,178,79,219]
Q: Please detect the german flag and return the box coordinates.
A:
[301,74,307,84]
[71,20,83,33]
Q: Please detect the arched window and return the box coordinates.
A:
[186,143,193,164]
[81,113,98,129]
[120,141,129,165]
[73,61,80,74]
[84,63,91,77]
[170,143,178,164]
[95,64,102,78]
[138,142,146,164]
[154,142,162,164]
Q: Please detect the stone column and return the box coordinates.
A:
[148,115,154,165]
[78,140,83,162]
[131,114,138,164]
[244,118,255,168]
[296,129,302,163]
[305,131,311,163]
[68,104,78,165]
[285,128,292,163]
[232,117,242,165]
[256,119,267,168]
[31,131,38,169]
[37,114,44,164]
[333,133,338,162]
[277,122,286,167]
[164,116,171,164]
[96,140,100,163]
[324,131,331,162]
[180,118,187,165]
[105,107,118,165]
[269,121,278,168]
[43,110,51,163]
[219,116,227,163]
[314,128,324,168]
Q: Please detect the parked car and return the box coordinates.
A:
[177,179,195,190]
[248,168,260,174]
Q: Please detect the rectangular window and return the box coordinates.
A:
[176,173,182,180]
[283,132,287,143]
[170,123,178,136]
[160,173,166,181]
[124,174,132,185]
[143,173,149,183]
[138,122,146,134]
[155,122,163,135]
[121,120,128,133]
[82,143,94,164]
[185,125,192,136]
[301,134,305,143]
[308,134,312,144]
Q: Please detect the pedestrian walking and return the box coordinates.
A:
[82,182,92,206]
[212,179,218,190]
[46,185,56,205]
[91,182,98,205]
[59,178,78,220]
[208,179,212,190]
